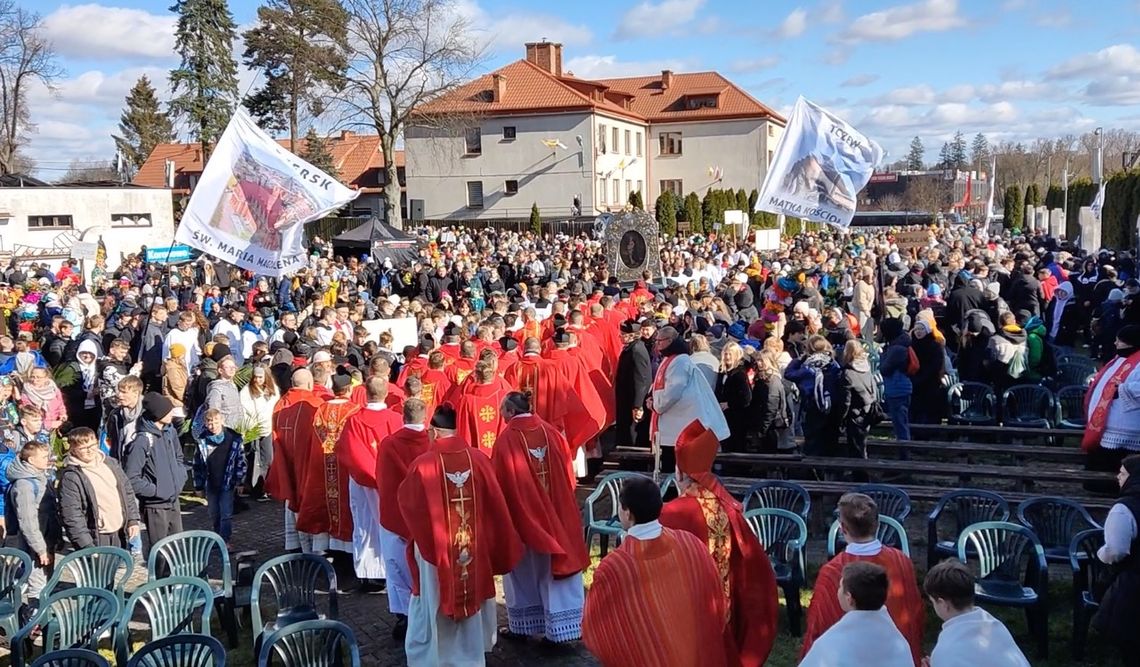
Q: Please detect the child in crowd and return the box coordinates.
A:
[924,559,1030,666]
[4,439,59,623]
[193,408,245,545]
[0,404,50,539]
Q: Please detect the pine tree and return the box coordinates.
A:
[970,133,989,170]
[1024,183,1041,208]
[1003,186,1023,231]
[735,188,749,212]
[112,75,173,178]
[685,193,703,232]
[628,190,644,210]
[242,0,349,151]
[748,189,759,211]
[655,192,676,235]
[169,0,240,159]
[529,203,542,235]
[298,127,338,177]
[906,136,924,170]
[1045,184,1064,210]
[937,142,952,169]
[949,131,968,171]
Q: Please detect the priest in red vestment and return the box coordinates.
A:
[350,356,405,412]
[659,420,780,667]
[449,359,511,455]
[492,392,588,642]
[584,303,623,375]
[398,405,524,666]
[396,337,434,386]
[295,374,360,554]
[800,492,926,665]
[269,368,323,551]
[583,475,729,667]
[337,377,403,589]
[438,322,463,364]
[409,351,452,416]
[375,397,431,639]
[444,340,477,386]
[497,336,520,375]
[541,331,607,475]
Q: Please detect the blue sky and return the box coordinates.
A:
[24,0,1140,176]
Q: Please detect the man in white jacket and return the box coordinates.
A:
[924,559,1030,667]
[648,327,729,474]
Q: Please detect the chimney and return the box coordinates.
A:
[340,130,353,140]
[492,73,507,102]
[661,70,674,90]
[525,41,563,77]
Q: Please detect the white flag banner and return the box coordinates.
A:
[1092,182,1106,220]
[175,110,359,277]
[756,96,883,229]
[984,156,996,223]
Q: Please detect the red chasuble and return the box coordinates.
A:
[269,388,323,512]
[450,379,512,455]
[397,436,523,621]
[542,348,607,448]
[491,415,588,577]
[439,343,462,364]
[396,355,430,386]
[568,336,616,426]
[336,406,403,488]
[349,382,406,413]
[660,487,780,667]
[375,426,430,538]
[415,368,452,418]
[582,527,730,667]
[1083,349,1140,451]
[444,357,476,386]
[799,547,926,665]
[497,350,520,376]
[584,319,623,375]
[295,399,360,541]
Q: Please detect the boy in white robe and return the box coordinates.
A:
[800,561,913,667]
[925,559,1031,667]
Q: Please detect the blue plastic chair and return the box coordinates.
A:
[250,554,338,654]
[1001,384,1056,428]
[1056,385,1088,429]
[125,633,226,667]
[853,484,911,522]
[744,508,807,637]
[1016,497,1100,564]
[741,480,811,521]
[826,515,910,559]
[947,382,998,426]
[659,473,681,501]
[29,649,110,667]
[584,472,651,557]
[957,521,1050,659]
[1055,362,1096,388]
[927,489,1010,569]
[41,547,133,600]
[257,619,361,667]
[1069,529,1107,661]
[11,587,119,667]
[148,531,238,648]
[116,577,215,665]
[0,547,33,639]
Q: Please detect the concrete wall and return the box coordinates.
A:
[648,117,778,201]
[405,112,600,221]
[0,187,175,269]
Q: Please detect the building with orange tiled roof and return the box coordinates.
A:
[133,132,407,219]
[405,41,785,223]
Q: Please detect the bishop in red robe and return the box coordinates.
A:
[492,392,588,642]
[582,475,729,667]
[295,374,360,554]
[268,368,323,551]
[398,405,524,666]
[800,492,926,665]
[659,420,780,667]
[337,377,403,585]
[375,398,432,633]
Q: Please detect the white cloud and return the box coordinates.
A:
[1035,10,1072,28]
[871,84,937,105]
[614,0,705,40]
[820,0,844,23]
[841,73,879,87]
[834,0,966,45]
[729,56,780,73]
[562,54,694,79]
[453,0,593,53]
[42,4,176,61]
[1048,44,1140,79]
[1081,76,1140,106]
[776,8,808,38]
[975,80,1060,102]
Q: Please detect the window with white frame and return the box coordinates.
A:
[612,178,620,203]
[464,127,482,155]
[625,180,632,198]
[659,132,682,156]
[466,181,484,208]
[624,129,631,155]
[28,215,73,230]
[599,178,607,204]
[599,124,607,153]
[659,180,683,197]
[636,180,643,193]
[636,132,643,157]
[612,127,619,155]
[111,213,153,228]
[504,180,519,196]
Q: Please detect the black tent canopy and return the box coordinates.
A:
[332,216,421,266]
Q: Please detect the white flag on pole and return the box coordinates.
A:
[984,156,996,223]
[175,110,359,277]
[756,96,883,229]
[1091,181,1106,221]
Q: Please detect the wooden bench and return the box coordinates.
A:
[908,423,1082,442]
[864,439,1086,464]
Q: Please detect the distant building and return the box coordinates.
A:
[0,175,175,269]
[404,41,785,224]
[133,132,407,219]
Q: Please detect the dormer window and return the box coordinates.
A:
[686,95,718,109]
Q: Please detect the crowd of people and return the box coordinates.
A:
[0,221,1134,664]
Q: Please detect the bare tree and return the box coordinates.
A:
[57,158,120,183]
[0,1,62,176]
[335,0,484,229]
[873,193,904,212]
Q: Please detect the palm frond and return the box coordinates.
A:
[52,364,78,389]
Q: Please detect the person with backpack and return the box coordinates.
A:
[122,393,187,554]
[1023,315,1055,383]
[987,312,1029,395]
[878,318,913,442]
[58,427,140,550]
[5,439,60,621]
[784,335,844,456]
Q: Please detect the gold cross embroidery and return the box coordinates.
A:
[478,405,496,423]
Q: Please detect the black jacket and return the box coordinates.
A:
[42,334,68,367]
[715,364,752,452]
[122,418,188,507]
[1007,272,1044,317]
[841,358,876,425]
[614,339,652,412]
[57,455,140,549]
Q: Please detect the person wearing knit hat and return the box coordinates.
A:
[210,343,231,363]
[123,392,187,553]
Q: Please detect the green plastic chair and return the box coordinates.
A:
[250,554,338,655]
[826,515,911,559]
[0,547,33,639]
[125,633,225,667]
[744,508,808,637]
[957,521,1050,659]
[116,577,215,666]
[29,649,110,667]
[257,620,360,667]
[583,472,650,557]
[11,587,119,667]
[147,531,237,648]
[41,547,133,600]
